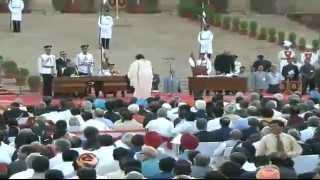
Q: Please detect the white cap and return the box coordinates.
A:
[128,104,140,114]
[178,102,187,107]
[283,40,292,47]
[306,44,313,49]
[161,103,172,110]
[195,100,206,110]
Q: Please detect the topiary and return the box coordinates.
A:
[258,27,267,40]
[249,21,258,38]
[268,28,277,43]
[213,14,222,27]
[51,0,68,12]
[312,39,320,50]
[28,75,41,92]
[240,21,248,35]
[16,67,29,85]
[2,60,18,78]
[288,32,297,47]
[298,37,306,51]
[278,31,286,45]
[222,16,231,30]
[232,17,240,32]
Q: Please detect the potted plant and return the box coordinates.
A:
[257,27,267,40]
[2,60,18,78]
[249,21,258,38]
[28,75,41,92]
[213,14,222,27]
[312,39,320,51]
[268,28,277,43]
[52,0,68,13]
[126,0,160,14]
[298,37,306,51]
[239,21,248,35]
[222,16,231,30]
[278,31,286,45]
[178,0,194,18]
[288,32,297,47]
[15,67,29,86]
[231,17,240,32]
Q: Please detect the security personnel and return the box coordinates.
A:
[75,44,95,76]
[8,0,24,33]
[38,45,56,96]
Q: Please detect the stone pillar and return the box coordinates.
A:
[228,0,250,14]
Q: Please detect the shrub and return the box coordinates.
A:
[28,76,41,92]
[16,68,29,85]
[258,27,267,40]
[249,21,258,37]
[268,28,277,42]
[232,17,240,32]
[213,14,222,27]
[298,37,306,51]
[51,0,68,12]
[190,3,201,19]
[288,32,297,47]
[222,16,231,30]
[2,60,18,78]
[312,39,320,50]
[278,31,286,45]
[240,21,248,35]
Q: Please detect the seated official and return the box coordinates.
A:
[63,59,77,77]
[189,53,212,76]
[214,51,235,74]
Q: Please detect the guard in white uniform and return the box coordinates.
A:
[198,24,214,59]
[278,40,296,73]
[8,0,24,33]
[301,44,318,65]
[189,53,212,75]
[75,44,95,76]
[98,9,114,56]
[38,45,56,96]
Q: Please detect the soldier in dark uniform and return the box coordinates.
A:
[282,59,299,81]
[214,51,235,74]
[252,55,272,72]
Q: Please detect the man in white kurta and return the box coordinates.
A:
[128,54,153,99]
[75,44,95,75]
[38,45,56,96]
[98,10,113,55]
[189,53,212,75]
[8,0,24,33]
[278,40,296,73]
[301,44,318,66]
[198,24,214,59]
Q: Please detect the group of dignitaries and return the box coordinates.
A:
[252,40,320,94]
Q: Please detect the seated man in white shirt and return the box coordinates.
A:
[51,150,79,178]
[145,108,174,138]
[300,116,320,142]
[81,108,113,131]
[0,131,15,165]
[50,138,71,168]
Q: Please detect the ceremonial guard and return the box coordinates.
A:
[75,44,95,76]
[278,41,296,73]
[8,0,24,33]
[189,53,212,75]
[38,45,56,96]
[98,9,114,56]
[198,24,214,59]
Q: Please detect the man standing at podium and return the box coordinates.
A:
[128,54,153,99]
[38,45,56,97]
[189,53,212,75]
[75,44,95,76]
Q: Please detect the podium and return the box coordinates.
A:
[282,80,300,95]
[192,66,208,76]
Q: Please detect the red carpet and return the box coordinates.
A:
[0,92,310,107]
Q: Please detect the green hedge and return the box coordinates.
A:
[258,27,267,40]
[232,17,240,32]
[240,21,248,35]
[249,21,258,37]
[299,37,306,50]
[222,16,231,30]
[268,28,277,42]
[278,31,286,45]
[289,32,297,47]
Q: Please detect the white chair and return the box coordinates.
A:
[196,142,221,157]
[293,155,320,174]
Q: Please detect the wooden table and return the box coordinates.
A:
[53,76,129,97]
[188,76,248,94]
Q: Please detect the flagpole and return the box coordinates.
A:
[116,0,119,20]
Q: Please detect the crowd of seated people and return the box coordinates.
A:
[0,91,320,179]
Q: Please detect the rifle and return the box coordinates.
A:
[8,0,12,31]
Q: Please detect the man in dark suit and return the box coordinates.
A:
[56,51,69,77]
[214,51,235,74]
[211,117,232,142]
[252,55,272,72]
[194,119,215,142]
[282,59,299,81]
[3,102,28,124]
[241,118,259,141]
